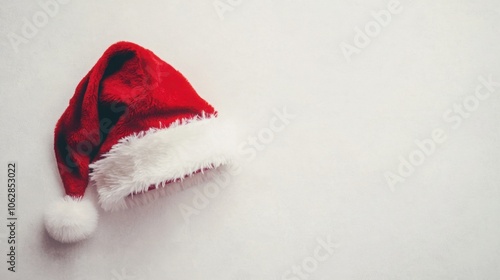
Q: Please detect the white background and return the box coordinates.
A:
[1,1,500,279]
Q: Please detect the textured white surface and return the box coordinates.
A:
[1,1,500,279]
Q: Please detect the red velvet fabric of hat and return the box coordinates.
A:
[45,42,237,243]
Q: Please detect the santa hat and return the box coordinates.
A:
[45,41,238,243]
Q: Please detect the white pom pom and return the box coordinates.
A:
[44,195,98,243]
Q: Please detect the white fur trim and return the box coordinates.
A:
[44,196,98,243]
[89,115,238,211]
